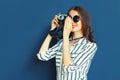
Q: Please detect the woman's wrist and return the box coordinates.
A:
[63,35,69,42]
[47,33,53,39]
[63,31,70,38]
[50,26,56,31]
[63,35,69,39]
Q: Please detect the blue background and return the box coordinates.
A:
[0,0,120,80]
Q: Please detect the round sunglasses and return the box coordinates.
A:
[68,15,80,23]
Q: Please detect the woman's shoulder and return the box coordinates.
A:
[78,37,97,46]
[86,40,98,50]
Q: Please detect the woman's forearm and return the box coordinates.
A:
[38,34,52,53]
[62,35,72,66]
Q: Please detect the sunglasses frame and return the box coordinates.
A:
[68,15,80,23]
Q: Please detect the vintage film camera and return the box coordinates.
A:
[49,13,67,39]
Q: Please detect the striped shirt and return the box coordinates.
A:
[37,37,97,80]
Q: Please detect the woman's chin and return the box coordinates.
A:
[72,28,81,32]
[71,29,77,32]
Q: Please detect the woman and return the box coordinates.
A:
[37,6,97,80]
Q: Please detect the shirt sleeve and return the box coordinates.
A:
[62,42,97,72]
[37,39,62,61]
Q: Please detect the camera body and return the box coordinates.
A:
[49,13,67,39]
[57,13,67,26]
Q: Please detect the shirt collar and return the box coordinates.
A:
[69,36,86,44]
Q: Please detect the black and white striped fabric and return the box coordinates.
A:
[37,37,97,80]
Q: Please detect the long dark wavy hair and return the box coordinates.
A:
[67,6,96,43]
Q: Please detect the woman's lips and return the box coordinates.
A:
[72,25,76,28]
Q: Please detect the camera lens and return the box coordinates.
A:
[58,15,64,20]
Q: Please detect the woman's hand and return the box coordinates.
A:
[62,16,72,66]
[63,16,72,37]
[50,15,58,30]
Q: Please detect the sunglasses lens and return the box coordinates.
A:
[73,15,80,23]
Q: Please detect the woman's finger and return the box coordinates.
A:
[54,15,59,22]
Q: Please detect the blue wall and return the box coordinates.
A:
[0,0,120,80]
